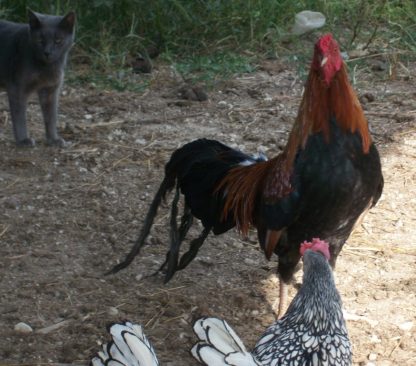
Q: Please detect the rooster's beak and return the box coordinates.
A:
[321,56,328,67]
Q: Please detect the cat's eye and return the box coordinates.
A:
[55,38,63,45]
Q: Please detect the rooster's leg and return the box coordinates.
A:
[272,277,288,319]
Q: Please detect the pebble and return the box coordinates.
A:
[135,138,147,145]
[399,321,413,331]
[370,334,381,343]
[244,258,258,266]
[108,307,119,316]
[14,322,33,334]
[368,353,377,361]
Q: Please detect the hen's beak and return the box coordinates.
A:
[321,56,328,67]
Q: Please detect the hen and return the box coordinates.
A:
[192,239,352,366]
[108,34,383,315]
[91,321,159,366]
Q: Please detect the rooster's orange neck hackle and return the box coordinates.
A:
[219,34,372,234]
[285,34,371,167]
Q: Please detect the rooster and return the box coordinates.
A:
[91,321,159,366]
[108,34,383,316]
[191,239,352,366]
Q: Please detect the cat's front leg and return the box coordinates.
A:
[7,87,35,146]
[38,86,67,147]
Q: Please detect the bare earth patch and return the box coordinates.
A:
[0,60,415,366]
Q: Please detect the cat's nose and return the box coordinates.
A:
[44,51,51,58]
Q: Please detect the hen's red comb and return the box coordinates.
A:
[300,238,330,260]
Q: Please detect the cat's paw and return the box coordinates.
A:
[47,137,69,148]
[16,138,36,147]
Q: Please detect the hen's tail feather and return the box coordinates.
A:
[107,176,172,275]
[191,317,260,366]
[91,321,159,366]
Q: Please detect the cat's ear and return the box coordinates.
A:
[28,9,42,30]
[59,11,76,34]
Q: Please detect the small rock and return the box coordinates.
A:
[251,310,259,316]
[244,258,258,266]
[107,307,119,316]
[178,85,208,102]
[370,59,388,71]
[84,114,93,120]
[368,353,377,361]
[399,321,413,331]
[370,334,381,343]
[14,322,33,334]
[3,197,20,209]
[135,138,147,145]
[132,57,152,74]
[360,92,376,104]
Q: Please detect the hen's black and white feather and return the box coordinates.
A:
[192,249,352,365]
[192,317,260,366]
[91,321,159,366]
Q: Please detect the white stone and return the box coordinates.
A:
[399,321,413,331]
[14,322,33,334]
[107,307,119,316]
[368,353,377,361]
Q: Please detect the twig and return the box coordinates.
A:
[388,336,404,357]
[363,23,380,50]
[62,148,99,154]
[36,320,72,335]
[345,51,408,63]
[77,120,125,128]
[0,225,9,239]
[3,179,20,190]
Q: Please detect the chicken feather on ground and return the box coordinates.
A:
[108,34,383,317]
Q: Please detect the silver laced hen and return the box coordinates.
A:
[192,238,352,366]
[91,321,159,366]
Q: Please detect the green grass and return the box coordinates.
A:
[171,52,257,84]
[1,0,415,90]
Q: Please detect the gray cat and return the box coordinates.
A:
[0,10,75,147]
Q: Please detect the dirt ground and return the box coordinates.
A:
[0,57,415,366]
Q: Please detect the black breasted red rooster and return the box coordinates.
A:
[108,34,383,316]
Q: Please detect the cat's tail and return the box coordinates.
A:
[91,321,159,366]
[191,317,260,366]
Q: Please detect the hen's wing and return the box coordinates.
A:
[91,321,159,366]
[192,317,260,366]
